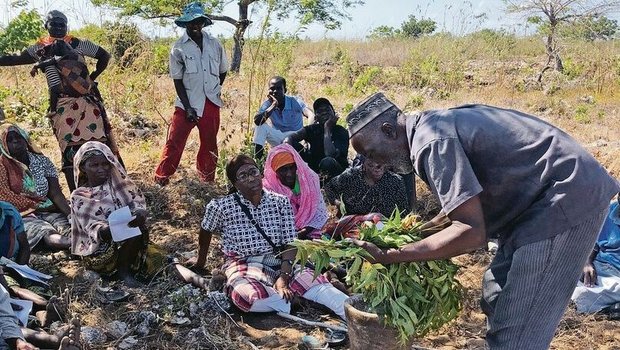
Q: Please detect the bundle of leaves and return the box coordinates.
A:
[292,211,462,343]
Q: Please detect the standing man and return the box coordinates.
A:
[284,98,349,179]
[347,92,619,349]
[252,76,314,160]
[154,2,228,185]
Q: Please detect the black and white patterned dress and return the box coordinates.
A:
[201,191,297,258]
[27,151,58,199]
[324,166,410,217]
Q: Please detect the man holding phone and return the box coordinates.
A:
[252,76,314,160]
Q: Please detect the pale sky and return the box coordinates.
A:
[0,0,589,39]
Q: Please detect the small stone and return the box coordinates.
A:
[135,311,157,336]
[136,321,149,336]
[466,338,487,349]
[106,320,128,339]
[189,302,199,316]
[169,316,191,325]
[81,326,107,345]
[187,328,203,343]
[118,336,139,349]
[206,291,231,311]
[78,269,101,284]
[432,334,451,345]
[580,95,595,104]
[137,311,157,323]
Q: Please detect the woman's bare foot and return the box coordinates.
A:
[58,319,81,350]
[40,290,69,327]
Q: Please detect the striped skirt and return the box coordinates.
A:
[223,254,328,312]
[22,211,70,249]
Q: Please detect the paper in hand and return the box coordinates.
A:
[108,206,142,242]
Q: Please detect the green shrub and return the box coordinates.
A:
[353,66,382,93]
[0,10,44,55]
[562,57,584,79]
[405,94,424,110]
[574,104,590,123]
[467,29,517,58]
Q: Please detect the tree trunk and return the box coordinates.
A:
[554,52,563,72]
[230,1,252,73]
[230,26,246,72]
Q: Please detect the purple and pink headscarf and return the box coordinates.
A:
[263,144,328,236]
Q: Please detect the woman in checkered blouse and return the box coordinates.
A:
[190,154,348,317]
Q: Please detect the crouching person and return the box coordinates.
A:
[190,154,347,318]
[571,197,620,315]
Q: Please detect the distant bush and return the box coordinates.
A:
[353,66,382,93]
[466,29,517,58]
[560,16,618,41]
[0,10,44,55]
[368,15,436,40]
[73,21,144,65]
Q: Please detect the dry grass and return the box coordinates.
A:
[1,35,620,349]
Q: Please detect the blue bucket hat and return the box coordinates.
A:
[175,2,213,28]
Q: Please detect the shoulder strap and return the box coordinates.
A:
[233,194,279,251]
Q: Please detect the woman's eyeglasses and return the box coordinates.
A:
[236,167,261,182]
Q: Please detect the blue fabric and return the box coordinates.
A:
[258,96,305,132]
[595,201,620,269]
[0,201,23,259]
[174,2,213,27]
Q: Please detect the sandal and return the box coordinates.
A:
[299,335,328,350]
[96,286,131,303]
[325,329,347,346]
[608,302,620,320]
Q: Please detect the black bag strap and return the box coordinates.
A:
[233,194,280,251]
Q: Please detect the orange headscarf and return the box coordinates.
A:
[37,35,73,47]
[271,152,295,171]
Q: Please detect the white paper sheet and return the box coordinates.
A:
[0,257,52,286]
[108,206,142,242]
[9,298,33,326]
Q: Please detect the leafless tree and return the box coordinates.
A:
[505,0,620,82]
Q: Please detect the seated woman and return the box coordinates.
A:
[0,124,71,251]
[324,157,409,218]
[0,201,30,265]
[571,197,620,316]
[0,201,67,343]
[191,154,347,318]
[263,144,328,239]
[70,141,156,287]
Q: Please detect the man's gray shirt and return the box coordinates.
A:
[407,104,619,247]
[170,29,228,111]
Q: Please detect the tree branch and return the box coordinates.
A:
[209,15,239,25]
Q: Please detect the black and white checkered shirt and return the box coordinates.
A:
[201,191,296,258]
